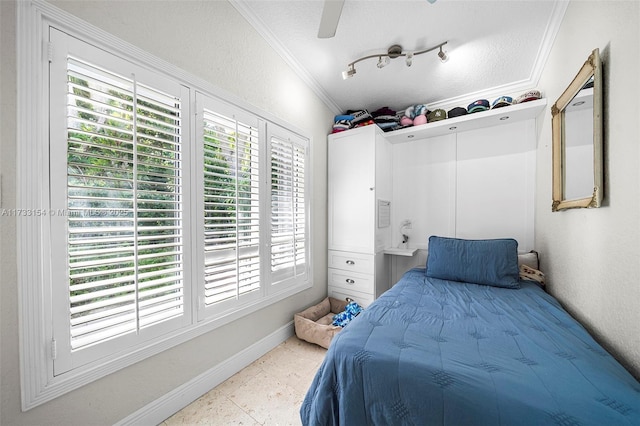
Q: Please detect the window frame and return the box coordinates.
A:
[17,1,312,410]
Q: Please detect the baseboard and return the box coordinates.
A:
[115,321,295,426]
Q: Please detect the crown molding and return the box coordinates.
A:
[528,0,570,87]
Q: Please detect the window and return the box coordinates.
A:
[269,127,309,290]
[195,97,311,320]
[197,95,263,318]
[18,7,311,409]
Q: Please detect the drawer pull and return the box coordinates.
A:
[346,279,355,284]
[346,260,355,265]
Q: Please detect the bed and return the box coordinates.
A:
[300,236,640,425]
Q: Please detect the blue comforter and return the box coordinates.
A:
[301,269,640,425]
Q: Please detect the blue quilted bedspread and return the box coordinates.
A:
[301,269,640,425]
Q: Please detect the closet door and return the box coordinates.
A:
[456,120,536,250]
[327,127,375,253]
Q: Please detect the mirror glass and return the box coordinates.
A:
[552,49,603,211]
[563,77,594,200]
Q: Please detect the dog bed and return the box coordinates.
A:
[294,297,349,349]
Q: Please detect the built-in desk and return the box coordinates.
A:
[384,247,418,287]
[383,247,417,256]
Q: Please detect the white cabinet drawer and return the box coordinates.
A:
[328,268,373,295]
[328,286,375,308]
[328,250,374,274]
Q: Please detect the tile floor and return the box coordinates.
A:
[161,335,327,425]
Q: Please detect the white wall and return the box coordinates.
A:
[535,0,640,378]
[389,120,537,283]
[0,1,333,424]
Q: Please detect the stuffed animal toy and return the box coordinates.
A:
[413,114,427,125]
[331,299,363,327]
[519,264,546,287]
[400,116,413,126]
[401,104,429,127]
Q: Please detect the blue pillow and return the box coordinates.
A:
[426,236,520,289]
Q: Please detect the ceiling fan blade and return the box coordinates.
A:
[318,0,345,39]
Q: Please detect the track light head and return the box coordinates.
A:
[342,65,356,80]
[438,46,448,63]
[406,52,414,67]
[377,56,390,69]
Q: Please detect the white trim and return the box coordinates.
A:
[17,0,50,410]
[229,0,342,115]
[114,322,295,426]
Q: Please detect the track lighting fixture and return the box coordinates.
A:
[342,41,448,80]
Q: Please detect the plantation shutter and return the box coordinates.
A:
[66,59,138,350]
[200,98,261,309]
[269,130,308,287]
[67,60,185,344]
[50,29,190,373]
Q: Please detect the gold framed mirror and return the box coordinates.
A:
[551,48,603,211]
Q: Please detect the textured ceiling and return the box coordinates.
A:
[233,0,567,114]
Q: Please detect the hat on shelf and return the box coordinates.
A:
[467,99,490,113]
[491,96,513,109]
[447,106,468,118]
[427,109,447,122]
[515,90,542,104]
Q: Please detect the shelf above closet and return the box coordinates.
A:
[385,98,547,144]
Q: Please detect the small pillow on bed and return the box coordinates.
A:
[518,250,539,270]
[426,236,520,289]
[519,264,546,287]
